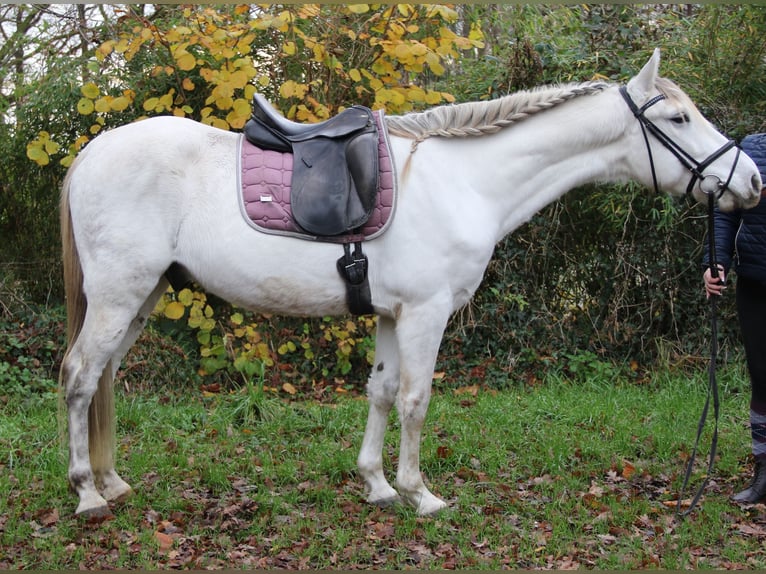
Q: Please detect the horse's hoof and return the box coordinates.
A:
[417,499,448,516]
[370,494,402,508]
[102,484,133,503]
[413,493,449,516]
[75,502,112,519]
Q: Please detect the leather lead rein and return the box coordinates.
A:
[677,191,721,518]
[619,85,724,517]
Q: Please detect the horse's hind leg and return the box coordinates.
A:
[62,278,167,515]
[98,278,169,503]
[358,316,401,506]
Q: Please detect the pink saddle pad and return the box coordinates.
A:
[239,109,396,240]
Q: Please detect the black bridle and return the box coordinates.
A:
[620,85,727,518]
[619,85,741,199]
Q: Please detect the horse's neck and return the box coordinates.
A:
[437,89,629,241]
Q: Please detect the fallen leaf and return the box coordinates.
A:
[282,382,297,395]
[622,460,636,479]
[37,507,59,527]
[663,499,692,509]
[436,445,453,459]
[154,531,174,552]
[737,523,766,537]
[454,384,479,396]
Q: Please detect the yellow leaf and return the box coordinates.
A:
[425,52,445,75]
[425,90,443,104]
[394,43,413,61]
[407,86,426,103]
[81,82,100,99]
[175,52,197,72]
[73,135,90,151]
[279,80,308,100]
[349,68,362,82]
[282,382,297,395]
[230,312,244,325]
[43,139,60,154]
[26,145,49,166]
[143,97,159,111]
[182,77,195,91]
[429,5,458,21]
[214,95,234,111]
[159,89,175,108]
[232,97,251,116]
[96,40,115,60]
[207,117,230,131]
[347,4,369,14]
[177,288,194,306]
[164,301,186,320]
[229,70,249,89]
[226,111,247,130]
[282,41,296,56]
[110,96,131,112]
[312,43,326,62]
[397,4,411,16]
[469,23,485,43]
[95,97,111,114]
[77,98,94,115]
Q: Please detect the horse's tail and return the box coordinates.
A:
[59,155,116,474]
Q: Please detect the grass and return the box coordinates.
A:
[1,362,765,569]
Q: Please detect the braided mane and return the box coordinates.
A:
[384,81,611,141]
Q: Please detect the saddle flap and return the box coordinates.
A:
[291,129,379,235]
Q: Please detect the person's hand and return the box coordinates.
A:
[703,265,726,298]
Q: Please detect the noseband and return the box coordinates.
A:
[619,86,740,200]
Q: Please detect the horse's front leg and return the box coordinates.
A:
[394,303,451,515]
[358,316,401,506]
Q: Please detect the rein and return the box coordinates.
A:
[619,85,728,517]
[676,191,721,518]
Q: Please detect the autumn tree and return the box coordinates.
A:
[28,3,483,167]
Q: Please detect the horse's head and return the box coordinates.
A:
[623,48,761,212]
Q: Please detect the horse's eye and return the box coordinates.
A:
[670,113,690,124]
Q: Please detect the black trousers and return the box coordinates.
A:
[736,275,766,405]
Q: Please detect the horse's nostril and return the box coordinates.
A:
[753,173,763,194]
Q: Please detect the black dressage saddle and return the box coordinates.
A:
[244,94,379,237]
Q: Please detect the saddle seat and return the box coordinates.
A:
[248,94,371,141]
[243,94,379,237]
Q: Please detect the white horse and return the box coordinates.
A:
[60,49,761,517]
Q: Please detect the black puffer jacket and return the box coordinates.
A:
[702,133,766,282]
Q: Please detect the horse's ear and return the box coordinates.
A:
[627,48,661,102]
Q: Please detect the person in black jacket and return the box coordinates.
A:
[703,133,766,503]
